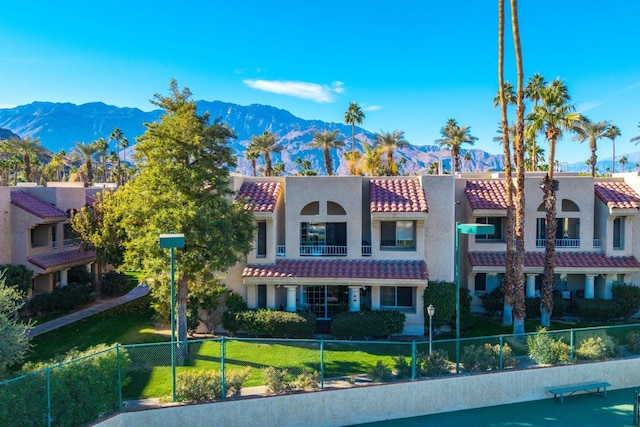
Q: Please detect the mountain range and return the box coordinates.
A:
[0,101,637,175]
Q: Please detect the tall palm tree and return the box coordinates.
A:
[374,130,408,176]
[344,102,365,175]
[619,155,629,172]
[360,143,383,176]
[72,141,99,185]
[7,136,45,182]
[94,138,109,182]
[245,141,261,177]
[526,79,581,327]
[251,131,281,177]
[120,137,130,183]
[109,127,123,185]
[435,119,478,173]
[572,118,610,177]
[605,124,621,173]
[630,122,640,145]
[343,150,362,176]
[497,0,516,327]
[524,73,546,171]
[308,130,345,175]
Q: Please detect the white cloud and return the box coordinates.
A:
[243,79,344,103]
[363,105,383,112]
[576,101,602,113]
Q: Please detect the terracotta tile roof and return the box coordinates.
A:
[465,180,508,210]
[370,178,428,213]
[236,181,282,213]
[10,191,67,219]
[469,251,640,269]
[28,247,97,270]
[243,259,428,280]
[594,181,640,210]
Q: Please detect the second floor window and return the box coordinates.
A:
[257,221,267,257]
[475,217,503,242]
[613,217,624,250]
[380,221,415,250]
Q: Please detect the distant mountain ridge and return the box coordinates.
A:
[0,100,507,175]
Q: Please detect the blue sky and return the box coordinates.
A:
[1,1,639,164]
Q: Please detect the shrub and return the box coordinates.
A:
[295,369,320,390]
[237,309,316,338]
[525,296,566,319]
[527,328,570,365]
[575,335,614,360]
[612,284,640,319]
[367,360,392,382]
[330,310,406,339]
[575,299,618,321]
[263,367,295,393]
[423,281,454,327]
[461,343,517,372]
[28,282,94,313]
[626,331,640,354]
[221,291,248,335]
[225,367,251,398]
[416,350,450,377]
[0,264,33,295]
[480,286,504,317]
[100,271,130,296]
[392,355,411,379]
[176,370,222,402]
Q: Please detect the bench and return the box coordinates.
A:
[546,381,611,404]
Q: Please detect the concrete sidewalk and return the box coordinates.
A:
[28,285,150,337]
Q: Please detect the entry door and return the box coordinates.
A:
[305,285,348,319]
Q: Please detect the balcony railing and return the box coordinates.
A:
[535,238,580,248]
[593,239,602,248]
[276,245,286,257]
[361,245,372,257]
[63,238,82,247]
[299,245,347,257]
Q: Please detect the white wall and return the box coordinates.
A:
[96,357,640,427]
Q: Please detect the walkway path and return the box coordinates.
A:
[28,285,150,337]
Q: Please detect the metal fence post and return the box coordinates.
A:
[499,335,504,370]
[116,344,122,410]
[634,390,640,426]
[46,367,52,427]
[320,340,325,389]
[570,329,575,363]
[411,341,417,379]
[221,337,226,399]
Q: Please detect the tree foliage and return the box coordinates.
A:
[71,80,256,344]
[0,272,31,377]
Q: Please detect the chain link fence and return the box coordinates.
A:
[3,323,640,426]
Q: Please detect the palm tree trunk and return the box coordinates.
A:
[251,159,257,177]
[264,153,273,177]
[350,124,356,175]
[324,148,333,175]
[590,141,597,177]
[510,0,526,336]
[541,134,557,327]
[498,0,514,326]
[23,154,31,182]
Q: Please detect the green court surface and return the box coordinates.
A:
[360,387,639,427]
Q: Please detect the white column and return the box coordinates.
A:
[266,284,277,309]
[348,286,361,312]
[60,269,69,288]
[604,275,614,300]
[526,274,537,298]
[371,286,381,310]
[584,274,596,299]
[284,285,298,312]
[245,284,257,309]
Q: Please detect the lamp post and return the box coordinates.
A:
[427,304,435,354]
[455,222,494,373]
[159,232,185,402]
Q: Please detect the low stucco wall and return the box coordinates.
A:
[96,357,640,427]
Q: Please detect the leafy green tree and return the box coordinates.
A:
[308,130,345,175]
[250,131,281,176]
[0,272,31,377]
[526,79,581,327]
[374,130,408,176]
[605,124,621,174]
[572,118,610,177]
[72,80,255,348]
[360,143,384,176]
[435,119,478,173]
[344,102,365,175]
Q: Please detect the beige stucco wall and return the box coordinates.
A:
[96,357,640,427]
[422,175,455,282]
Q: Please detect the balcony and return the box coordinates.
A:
[299,245,347,257]
[593,239,602,248]
[276,245,286,257]
[362,245,372,257]
[535,238,580,248]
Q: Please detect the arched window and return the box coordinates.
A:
[561,199,580,212]
[327,201,346,215]
[300,202,319,215]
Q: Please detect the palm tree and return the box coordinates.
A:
[630,122,640,145]
[7,136,45,182]
[374,130,408,176]
[109,127,123,185]
[93,138,109,182]
[344,102,365,175]
[572,118,610,177]
[360,143,384,176]
[72,141,99,185]
[493,81,516,107]
[524,74,546,172]
[605,124,621,174]
[120,137,130,183]
[619,155,629,172]
[526,79,581,327]
[245,141,261,177]
[343,150,362,176]
[251,131,281,177]
[308,130,345,175]
[435,119,478,173]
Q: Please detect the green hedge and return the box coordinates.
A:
[480,286,504,316]
[100,271,130,296]
[28,282,94,313]
[575,299,618,321]
[423,281,473,330]
[525,296,566,319]
[233,309,317,338]
[330,310,406,339]
[0,264,33,295]
[612,284,640,319]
